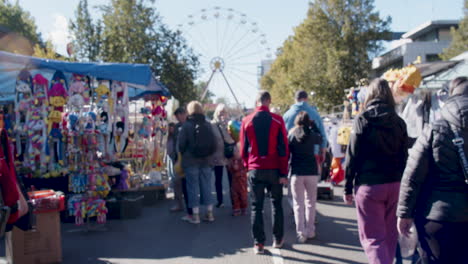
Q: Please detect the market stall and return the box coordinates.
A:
[0,51,171,227]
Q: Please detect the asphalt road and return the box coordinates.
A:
[1,183,412,264]
[61,185,368,264]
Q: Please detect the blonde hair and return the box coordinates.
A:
[213,103,227,122]
[186,101,204,115]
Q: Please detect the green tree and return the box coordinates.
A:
[69,0,102,61]
[32,40,60,59]
[441,0,468,60]
[70,0,199,105]
[262,0,390,111]
[0,0,42,54]
[195,81,215,105]
[157,28,199,105]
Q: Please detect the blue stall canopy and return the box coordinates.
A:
[0,51,170,102]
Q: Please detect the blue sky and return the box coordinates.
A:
[17,0,464,106]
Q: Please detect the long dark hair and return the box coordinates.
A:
[294,111,312,127]
[293,111,314,143]
[168,122,176,139]
[364,78,396,109]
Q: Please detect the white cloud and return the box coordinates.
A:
[45,14,70,55]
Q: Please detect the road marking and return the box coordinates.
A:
[270,248,284,264]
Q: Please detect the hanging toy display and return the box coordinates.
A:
[110,81,129,157]
[34,74,49,169]
[70,74,91,104]
[138,107,152,139]
[21,74,49,173]
[154,100,166,169]
[65,113,81,172]
[95,81,112,159]
[14,69,33,160]
[46,71,68,171]
[69,173,88,193]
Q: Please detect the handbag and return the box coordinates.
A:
[217,125,235,159]
[449,124,468,184]
[174,152,185,178]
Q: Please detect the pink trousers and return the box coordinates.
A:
[355,182,400,264]
[290,175,319,238]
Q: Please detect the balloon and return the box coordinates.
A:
[228,120,241,142]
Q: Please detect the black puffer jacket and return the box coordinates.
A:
[344,99,408,195]
[397,95,468,222]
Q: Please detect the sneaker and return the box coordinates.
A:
[202,211,215,222]
[181,215,193,222]
[297,235,307,244]
[273,238,284,249]
[170,206,183,212]
[189,214,200,224]
[216,202,224,208]
[253,243,264,255]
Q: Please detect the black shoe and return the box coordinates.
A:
[216,202,224,208]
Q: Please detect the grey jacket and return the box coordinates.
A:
[397,95,468,222]
[211,121,235,167]
[177,114,215,167]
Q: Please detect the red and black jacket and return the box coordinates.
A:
[240,106,289,177]
[0,129,20,224]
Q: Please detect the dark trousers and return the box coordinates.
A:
[214,166,232,204]
[248,169,284,245]
[181,178,193,215]
[415,218,468,264]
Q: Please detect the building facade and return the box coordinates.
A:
[372,20,459,76]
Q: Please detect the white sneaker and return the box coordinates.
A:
[297,235,307,243]
[189,213,200,224]
[272,238,284,248]
[203,211,215,222]
[181,215,192,222]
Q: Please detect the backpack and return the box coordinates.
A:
[191,119,216,158]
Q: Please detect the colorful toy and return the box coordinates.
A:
[14,69,33,157]
[383,65,422,102]
[228,119,241,142]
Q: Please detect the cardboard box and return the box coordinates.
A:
[6,212,62,264]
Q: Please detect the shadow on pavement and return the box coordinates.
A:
[60,199,254,263]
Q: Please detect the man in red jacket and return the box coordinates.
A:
[240,91,289,254]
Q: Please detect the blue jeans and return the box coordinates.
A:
[184,165,214,208]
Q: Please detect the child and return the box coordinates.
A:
[227,146,248,216]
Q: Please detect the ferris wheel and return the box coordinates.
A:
[178,7,273,106]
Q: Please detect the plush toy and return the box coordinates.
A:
[33,74,49,105]
[14,70,33,157]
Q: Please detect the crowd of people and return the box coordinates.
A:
[166,76,468,264]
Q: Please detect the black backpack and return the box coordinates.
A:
[191,119,216,158]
